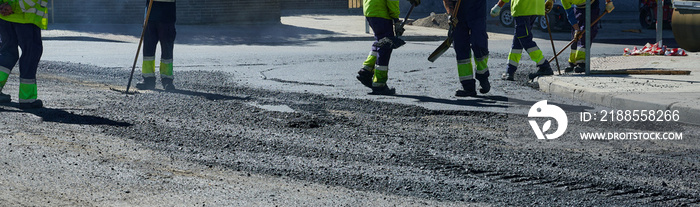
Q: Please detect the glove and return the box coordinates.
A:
[545,0,554,14]
[447,15,458,28]
[605,1,615,13]
[0,3,13,16]
[408,0,421,6]
[394,20,405,36]
[490,4,501,18]
[574,30,584,40]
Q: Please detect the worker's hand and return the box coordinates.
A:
[574,30,584,40]
[545,0,554,14]
[447,15,458,27]
[0,3,13,16]
[394,20,405,36]
[605,1,615,13]
[490,4,501,18]
[408,0,421,6]
[571,23,579,31]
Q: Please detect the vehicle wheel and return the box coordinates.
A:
[639,7,655,29]
[538,15,549,31]
[500,9,514,27]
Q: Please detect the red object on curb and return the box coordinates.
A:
[624,42,688,56]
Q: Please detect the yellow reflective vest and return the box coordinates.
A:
[0,0,49,29]
[363,0,400,20]
[502,0,545,17]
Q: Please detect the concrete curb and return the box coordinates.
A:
[537,76,700,125]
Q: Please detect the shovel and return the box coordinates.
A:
[427,0,462,62]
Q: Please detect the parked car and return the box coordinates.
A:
[639,0,673,29]
[499,2,572,32]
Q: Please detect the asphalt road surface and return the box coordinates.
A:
[0,29,698,206]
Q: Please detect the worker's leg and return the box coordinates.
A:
[158,22,176,90]
[367,17,394,89]
[0,19,19,102]
[15,22,43,107]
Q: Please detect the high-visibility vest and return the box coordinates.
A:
[0,0,49,29]
[363,0,399,20]
[502,0,545,17]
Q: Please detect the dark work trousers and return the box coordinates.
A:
[507,15,540,74]
[572,1,600,50]
[452,17,489,62]
[0,19,42,80]
[143,22,176,60]
[367,17,394,67]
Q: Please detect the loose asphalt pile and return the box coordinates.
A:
[412,13,451,30]
[1,61,697,205]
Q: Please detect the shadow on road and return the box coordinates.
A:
[154,88,251,101]
[0,105,132,126]
[47,23,339,46]
[393,94,594,112]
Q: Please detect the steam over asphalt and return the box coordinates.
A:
[1,61,697,205]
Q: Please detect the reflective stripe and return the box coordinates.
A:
[526,47,540,54]
[508,52,522,66]
[369,51,378,57]
[475,56,489,73]
[526,47,545,65]
[457,60,474,80]
[459,75,474,81]
[457,59,471,65]
[40,0,47,7]
[510,49,523,54]
[0,66,11,74]
[362,65,374,71]
[20,78,36,84]
[575,48,586,64]
[18,80,37,103]
[568,49,577,63]
[142,73,156,78]
[374,65,388,71]
[161,59,173,64]
[143,56,156,61]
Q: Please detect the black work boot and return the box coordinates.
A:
[161,78,176,91]
[356,69,374,88]
[455,79,477,97]
[564,62,576,73]
[0,92,10,103]
[369,85,396,95]
[574,63,586,73]
[501,72,515,81]
[19,99,43,109]
[475,71,491,94]
[528,64,554,80]
[135,77,156,90]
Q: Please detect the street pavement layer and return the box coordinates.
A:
[41,12,697,124]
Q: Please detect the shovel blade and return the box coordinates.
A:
[428,37,453,62]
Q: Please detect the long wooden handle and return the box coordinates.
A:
[548,10,608,63]
[126,0,155,94]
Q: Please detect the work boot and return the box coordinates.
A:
[501,72,515,81]
[475,71,491,94]
[368,86,396,95]
[528,64,554,79]
[19,99,43,109]
[161,78,176,91]
[135,77,156,90]
[574,63,586,73]
[0,92,9,103]
[356,69,373,88]
[564,63,576,73]
[455,79,477,97]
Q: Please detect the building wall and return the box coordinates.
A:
[48,0,280,24]
[281,0,349,10]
